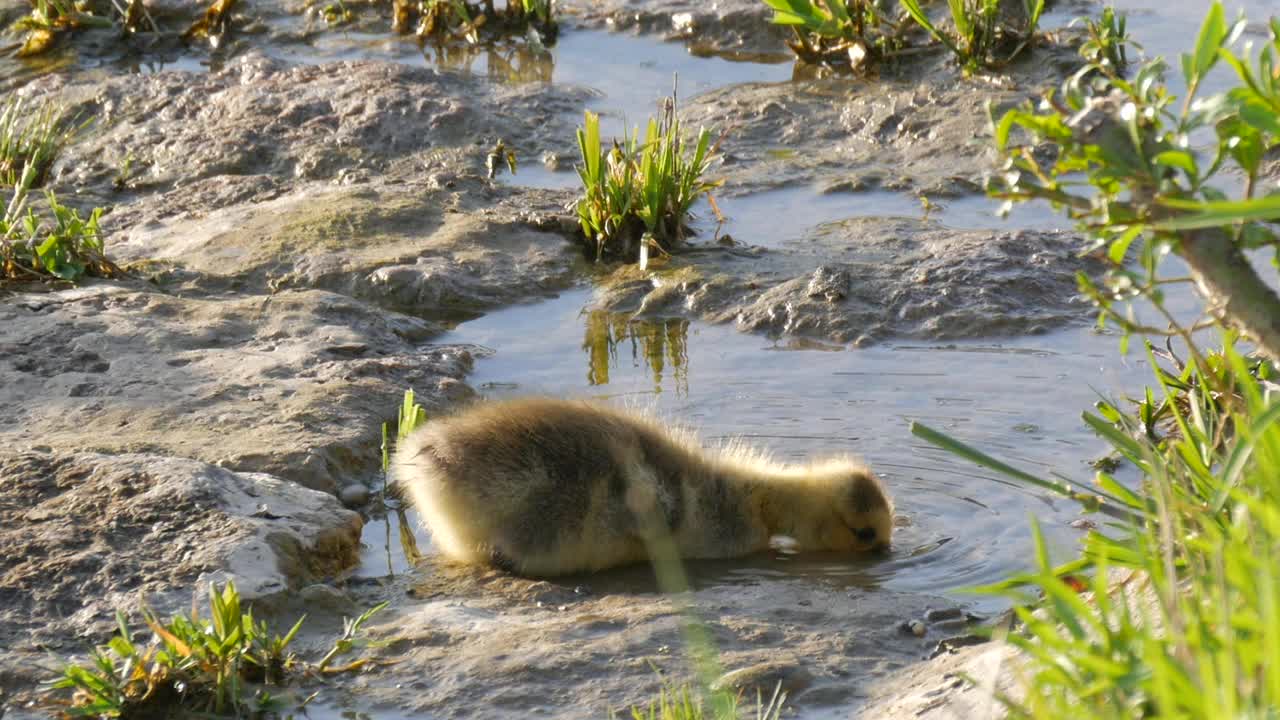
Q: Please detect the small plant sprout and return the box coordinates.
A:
[486,138,517,179]
[51,581,388,717]
[762,0,908,71]
[575,94,722,264]
[7,0,113,56]
[1075,6,1135,71]
[0,96,81,188]
[1,163,119,283]
[898,0,1045,74]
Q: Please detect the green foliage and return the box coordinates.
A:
[622,682,787,720]
[1,166,117,283]
[916,342,1280,718]
[52,581,388,718]
[381,388,428,474]
[899,0,1044,74]
[762,0,907,70]
[393,0,556,44]
[1074,6,1133,71]
[990,1,1280,357]
[575,100,722,264]
[6,0,113,56]
[0,96,78,188]
[908,3,1280,717]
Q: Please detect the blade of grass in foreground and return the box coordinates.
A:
[909,421,1137,520]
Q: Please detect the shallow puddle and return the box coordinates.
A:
[356,286,1157,616]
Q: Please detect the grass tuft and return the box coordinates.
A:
[762,0,908,72]
[0,96,79,188]
[574,95,722,265]
[898,0,1044,74]
[50,581,388,718]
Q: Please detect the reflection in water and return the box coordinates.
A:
[421,41,553,84]
[583,310,689,395]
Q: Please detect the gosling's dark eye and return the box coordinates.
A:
[854,527,877,543]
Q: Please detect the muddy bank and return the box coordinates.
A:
[0,283,482,493]
[23,54,588,211]
[595,217,1098,345]
[0,449,360,691]
[684,46,1083,197]
[329,555,973,717]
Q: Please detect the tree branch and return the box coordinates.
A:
[1179,226,1280,361]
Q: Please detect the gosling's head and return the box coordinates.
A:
[817,463,894,553]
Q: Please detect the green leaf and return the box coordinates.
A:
[1191,2,1227,83]
[1155,194,1280,230]
[1153,150,1199,178]
[1108,226,1143,264]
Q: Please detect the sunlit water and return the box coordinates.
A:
[354,285,1154,614]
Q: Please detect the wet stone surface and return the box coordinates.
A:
[684,46,1085,197]
[595,217,1100,345]
[0,450,361,689]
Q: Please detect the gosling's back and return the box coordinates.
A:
[391,398,712,575]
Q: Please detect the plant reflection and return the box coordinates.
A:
[582,311,689,395]
[421,41,552,84]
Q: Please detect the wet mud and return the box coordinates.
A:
[595,217,1099,345]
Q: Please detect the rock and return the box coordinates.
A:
[0,450,361,656]
[595,218,1100,345]
[712,661,814,700]
[299,584,359,617]
[340,483,371,507]
[0,285,472,494]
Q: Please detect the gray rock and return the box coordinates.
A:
[339,483,372,507]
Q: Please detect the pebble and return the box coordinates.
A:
[339,483,371,507]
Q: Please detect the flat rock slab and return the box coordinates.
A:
[24,54,590,213]
[595,217,1099,345]
[0,284,474,493]
[0,450,361,692]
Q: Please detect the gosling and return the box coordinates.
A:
[392,397,893,577]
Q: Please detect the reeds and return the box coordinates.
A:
[575,96,721,264]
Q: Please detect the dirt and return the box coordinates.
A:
[594,217,1100,345]
[324,555,973,717]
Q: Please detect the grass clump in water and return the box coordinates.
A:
[762,0,909,72]
[574,96,722,265]
[6,0,113,56]
[51,581,388,718]
[764,0,1045,74]
[898,0,1044,74]
[393,0,556,45]
[1074,5,1132,71]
